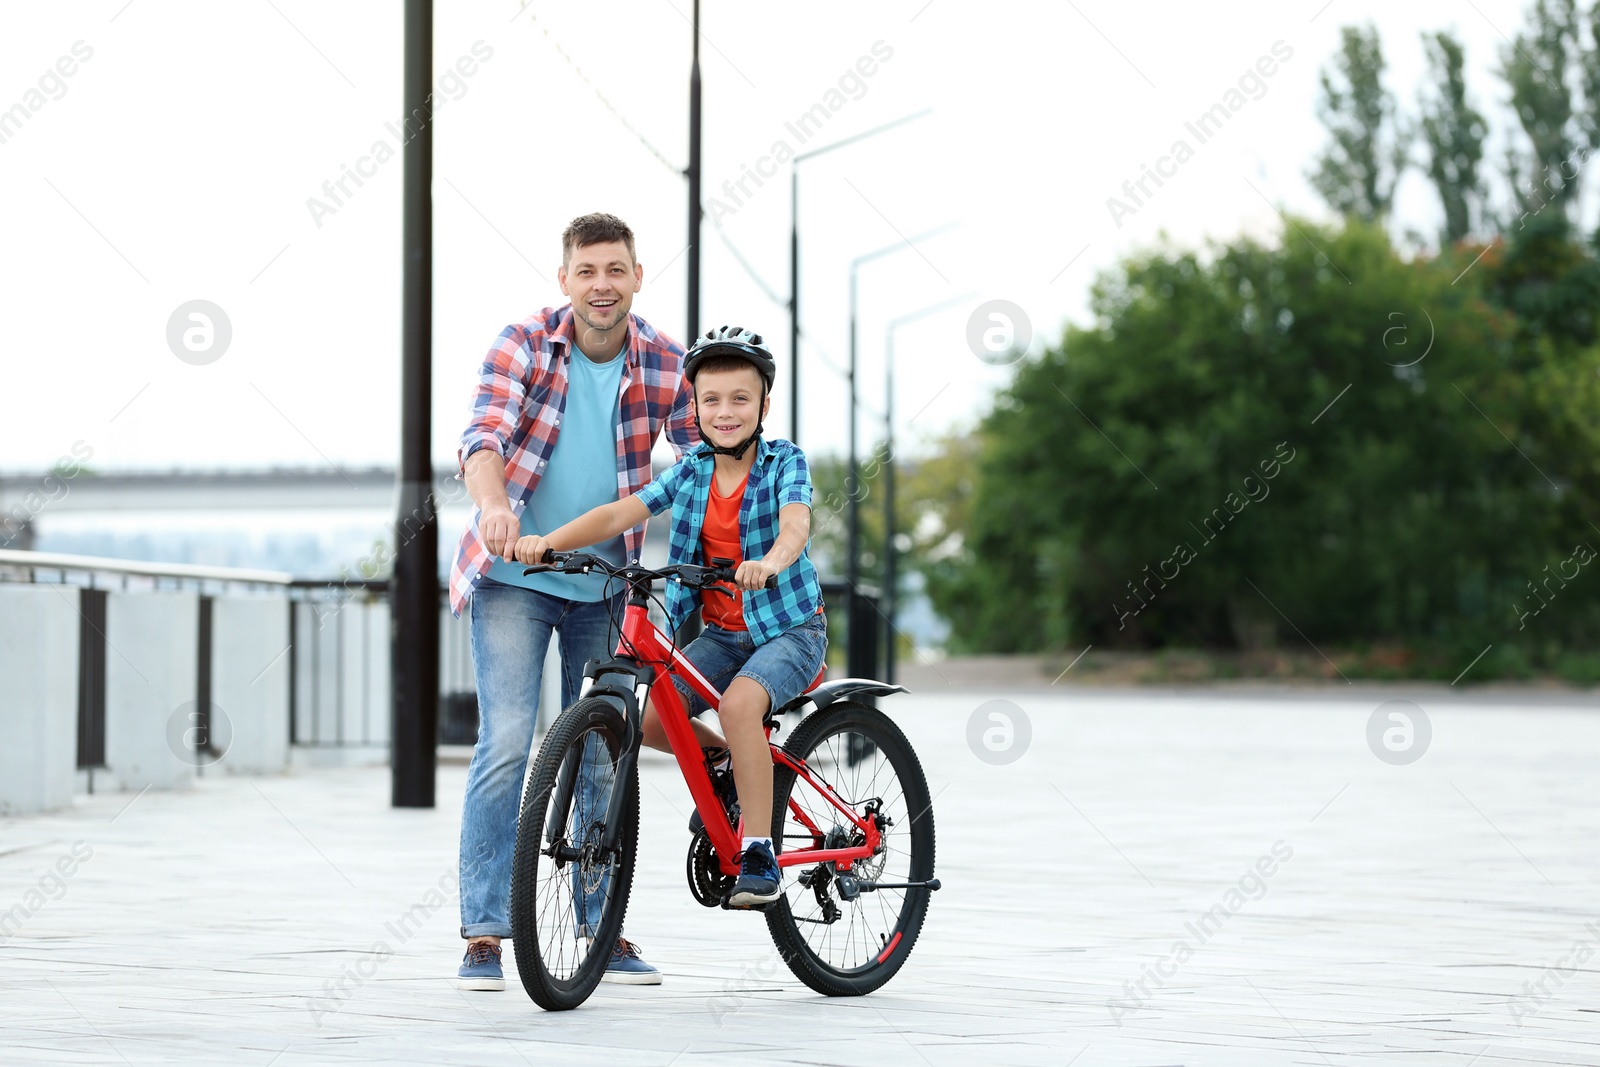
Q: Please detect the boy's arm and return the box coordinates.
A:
[512,496,652,564]
[735,503,811,591]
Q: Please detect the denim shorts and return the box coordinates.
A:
[670,611,828,715]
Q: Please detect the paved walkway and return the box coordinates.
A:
[3,689,1599,1065]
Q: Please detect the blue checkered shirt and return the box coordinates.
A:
[633,436,821,644]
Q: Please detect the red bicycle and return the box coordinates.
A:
[508,552,940,1011]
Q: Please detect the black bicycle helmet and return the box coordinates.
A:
[683,325,775,459]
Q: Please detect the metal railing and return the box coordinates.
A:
[0,549,885,772]
[0,549,476,764]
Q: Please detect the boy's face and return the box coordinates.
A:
[558,239,642,338]
[692,365,769,447]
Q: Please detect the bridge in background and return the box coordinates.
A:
[0,467,466,514]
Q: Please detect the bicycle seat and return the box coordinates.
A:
[803,666,825,694]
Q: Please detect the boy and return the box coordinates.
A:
[513,325,826,907]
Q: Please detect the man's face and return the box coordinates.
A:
[692,365,769,447]
[558,240,642,339]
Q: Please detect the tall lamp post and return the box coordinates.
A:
[788,108,930,446]
[882,294,973,684]
[844,225,955,683]
[846,225,957,599]
[393,0,437,808]
[686,0,702,341]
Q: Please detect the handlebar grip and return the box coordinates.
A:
[711,568,780,590]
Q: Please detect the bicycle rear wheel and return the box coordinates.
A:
[765,701,936,996]
[509,697,638,1010]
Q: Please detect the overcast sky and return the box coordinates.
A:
[0,0,1546,476]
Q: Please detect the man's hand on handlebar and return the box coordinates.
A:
[512,534,554,566]
[480,504,520,562]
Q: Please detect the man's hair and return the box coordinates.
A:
[691,355,767,398]
[562,213,636,265]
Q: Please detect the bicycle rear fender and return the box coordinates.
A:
[774,678,909,716]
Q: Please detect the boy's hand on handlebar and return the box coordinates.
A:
[734,558,780,591]
[513,534,553,565]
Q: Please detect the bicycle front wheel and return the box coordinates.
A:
[765,700,936,996]
[509,697,638,1010]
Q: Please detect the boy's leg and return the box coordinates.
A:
[459,580,562,952]
[638,622,748,754]
[719,676,775,836]
[723,613,830,848]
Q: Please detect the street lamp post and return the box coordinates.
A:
[393,0,437,808]
[686,0,702,342]
[844,225,955,683]
[788,108,930,446]
[846,225,957,598]
[882,294,973,684]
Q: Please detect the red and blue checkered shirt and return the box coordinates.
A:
[449,306,697,616]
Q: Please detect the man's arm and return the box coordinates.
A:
[459,324,536,560]
[664,367,699,459]
[736,502,811,591]
[465,450,519,561]
[513,496,653,564]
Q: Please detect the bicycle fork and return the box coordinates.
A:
[543,663,651,862]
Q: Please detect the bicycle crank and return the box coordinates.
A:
[685,828,734,908]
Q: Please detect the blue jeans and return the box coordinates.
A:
[459,578,623,939]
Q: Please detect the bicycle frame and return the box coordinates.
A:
[600,595,882,879]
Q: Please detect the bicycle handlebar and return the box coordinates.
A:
[522,550,779,590]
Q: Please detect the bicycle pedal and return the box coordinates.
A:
[719,895,773,912]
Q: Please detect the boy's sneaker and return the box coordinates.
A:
[727,840,781,908]
[687,747,740,835]
[456,941,504,991]
[602,938,662,985]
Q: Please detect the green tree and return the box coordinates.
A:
[1419,30,1488,244]
[928,219,1600,676]
[1500,0,1582,224]
[1311,24,1409,222]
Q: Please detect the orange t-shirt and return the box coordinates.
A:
[700,471,749,631]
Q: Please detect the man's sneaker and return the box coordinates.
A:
[456,941,504,991]
[602,938,662,985]
[727,840,781,908]
[688,747,740,835]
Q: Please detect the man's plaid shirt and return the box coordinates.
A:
[449,306,696,616]
[633,435,821,645]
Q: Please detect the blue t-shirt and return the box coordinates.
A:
[486,342,627,601]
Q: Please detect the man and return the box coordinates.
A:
[450,213,696,990]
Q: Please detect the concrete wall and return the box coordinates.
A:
[102,591,197,793]
[211,596,290,775]
[0,585,79,815]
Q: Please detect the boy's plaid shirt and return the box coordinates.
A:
[633,435,822,645]
[449,306,696,617]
